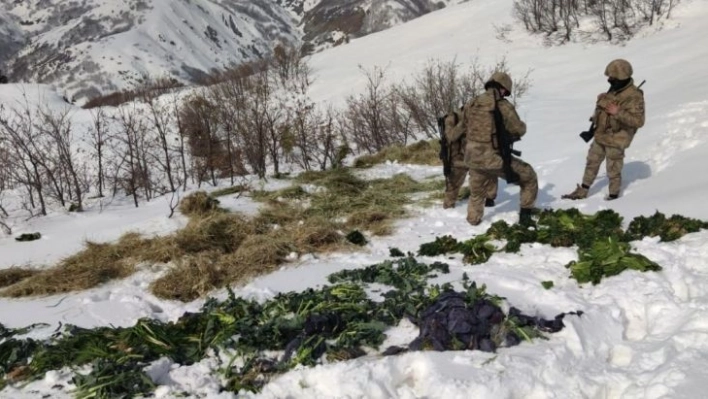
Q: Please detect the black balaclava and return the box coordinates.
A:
[608,77,631,92]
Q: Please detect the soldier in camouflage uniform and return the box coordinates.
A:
[448,72,538,226]
[442,109,498,209]
[563,59,645,201]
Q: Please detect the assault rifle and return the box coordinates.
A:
[492,100,521,184]
[580,79,645,143]
[437,113,458,177]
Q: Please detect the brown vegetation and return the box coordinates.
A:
[82,77,183,109]
[0,171,442,301]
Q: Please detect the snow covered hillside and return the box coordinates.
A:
[0,0,300,101]
[3,0,708,398]
[0,0,461,101]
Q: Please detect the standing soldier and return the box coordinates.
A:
[563,59,645,200]
[448,72,538,226]
[442,108,497,209]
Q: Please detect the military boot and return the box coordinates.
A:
[519,208,535,227]
[561,184,589,200]
[443,191,457,209]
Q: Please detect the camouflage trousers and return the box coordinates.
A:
[444,166,497,208]
[467,158,537,225]
[582,141,625,196]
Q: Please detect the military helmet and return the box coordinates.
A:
[604,59,633,80]
[490,71,512,92]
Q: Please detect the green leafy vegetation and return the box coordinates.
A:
[624,211,708,242]
[417,208,705,284]
[567,237,662,285]
[0,257,561,397]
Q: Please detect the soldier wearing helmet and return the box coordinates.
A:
[563,59,645,201]
[447,71,538,226]
[441,108,498,210]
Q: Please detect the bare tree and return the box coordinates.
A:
[211,77,250,184]
[180,92,225,185]
[394,57,531,143]
[115,104,152,207]
[142,90,177,193]
[37,106,86,211]
[341,65,400,154]
[171,95,190,190]
[396,58,474,138]
[255,64,287,177]
[0,145,12,234]
[513,0,680,43]
[167,189,180,219]
[0,102,48,216]
[87,107,110,198]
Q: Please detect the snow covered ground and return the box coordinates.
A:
[3,0,708,397]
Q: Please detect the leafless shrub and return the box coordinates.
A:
[179,92,228,186]
[0,100,49,216]
[339,65,405,154]
[494,23,514,43]
[141,91,179,193]
[513,0,680,44]
[0,114,13,220]
[394,58,532,139]
[114,104,155,206]
[287,103,346,171]
[35,106,87,211]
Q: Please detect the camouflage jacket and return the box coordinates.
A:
[593,80,645,149]
[443,109,466,168]
[448,88,526,170]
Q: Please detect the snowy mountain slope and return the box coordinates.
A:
[0,9,24,67]
[2,0,708,398]
[1,0,300,100]
[299,0,459,52]
[0,0,462,102]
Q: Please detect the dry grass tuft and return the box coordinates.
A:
[251,186,309,202]
[295,168,367,196]
[0,267,39,288]
[210,184,249,198]
[1,167,445,301]
[252,203,306,232]
[150,230,296,301]
[137,236,182,264]
[1,236,138,297]
[174,213,252,254]
[354,140,442,168]
[289,217,345,252]
[179,191,222,217]
[149,251,225,302]
[347,210,389,228]
[233,233,294,270]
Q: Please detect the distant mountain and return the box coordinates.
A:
[0,0,460,101]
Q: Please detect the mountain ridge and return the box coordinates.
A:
[0,0,459,101]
